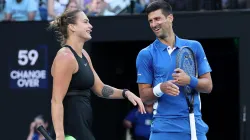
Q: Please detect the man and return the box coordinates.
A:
[123,104,153,140]
[136,1,213,140]
[4,0,41,21]
[27,115,49,140]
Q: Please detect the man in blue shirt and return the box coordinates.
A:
[136,1,213,140]
[123,104,153,140]
[4,0,41,21]
[27,115,49,140]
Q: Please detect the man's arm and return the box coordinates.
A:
[196,72,213,93]
[138,84,157,105]
[4,0,12,21]
[173,69,212,93]
[47,0,57,19]
[27,0,39,21]
[139,81,180,104]
[26,122,36,140]
[136,48,156,104]
[195,41,213,93]
[123,120,133,128]
[173,41,213,93]
[136,48,179,104]
[28,12,36,21]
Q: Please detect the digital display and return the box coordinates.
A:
[8,45,48,89]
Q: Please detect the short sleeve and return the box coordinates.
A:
[194,41,212,76]
[27,0,39,12]
[124,108,137,123]
[136,48,153,84]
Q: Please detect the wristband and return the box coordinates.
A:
[189,76,198,88]
[153,83,164,97]
[122,89,129,99]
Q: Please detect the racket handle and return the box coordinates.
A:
[37,125,54,140]
[189,113,197,140]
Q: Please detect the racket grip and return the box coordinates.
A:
[37,125,54,140]
[189,113,197,140]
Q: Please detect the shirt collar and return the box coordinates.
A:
[154,35,182,51]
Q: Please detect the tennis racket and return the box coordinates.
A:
[176,46,198,140]
[37,125,76,140]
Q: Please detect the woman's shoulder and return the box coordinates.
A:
[52,47,76,68]
[56,47,75,61]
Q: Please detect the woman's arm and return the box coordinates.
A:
[51,49,76,140]
[82,50,146,113]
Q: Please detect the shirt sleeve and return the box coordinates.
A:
[136,48,153,84]
[4,0,12,14]
[124,108,137,123]
[194,41,212,76]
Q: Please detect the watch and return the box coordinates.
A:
[122,89,129,99]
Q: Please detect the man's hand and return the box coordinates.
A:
[125,91,146,114]
[160,80,180,96]
[172,68,190,86]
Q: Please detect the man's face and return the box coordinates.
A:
[148,9,173,39]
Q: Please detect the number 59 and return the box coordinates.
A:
[18,50,39,66]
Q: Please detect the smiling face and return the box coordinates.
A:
[68,11,93,41]
[74,12,93,41]
[148,9,173,39]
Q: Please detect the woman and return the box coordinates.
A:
[49,9,146,140]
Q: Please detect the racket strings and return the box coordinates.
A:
[177,48,197,113]
[176,47,198,140]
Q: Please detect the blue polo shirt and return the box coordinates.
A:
[125,108,153,138]
[136,36,211,133]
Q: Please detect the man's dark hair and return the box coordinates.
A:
[145,0,172,17]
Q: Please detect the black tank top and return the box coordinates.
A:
[62,45,96,140]
[66,45,94,93]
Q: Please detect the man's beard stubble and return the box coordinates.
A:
[158,31,168,40]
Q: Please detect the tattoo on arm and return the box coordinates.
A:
[102,85,114,98]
